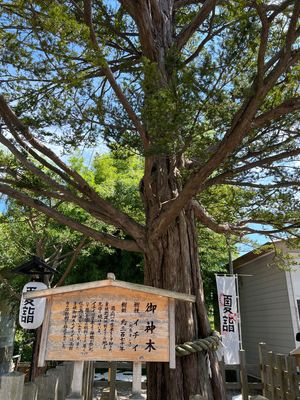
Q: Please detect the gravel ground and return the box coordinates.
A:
[93,383,244,400]
[93,379,260,400]
[93,381,147,399]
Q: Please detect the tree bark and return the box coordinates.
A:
[143,159,225,400]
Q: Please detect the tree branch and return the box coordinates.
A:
[0,183,142,253]
[192,200,300,240]
[193,200,300,238]
[176,0,217,50]
[0,273,21,300]
[83,0,148,149]
[184,21,233,65]
[0,95,146,243]
[263,2,300,93]
[174,0,205,9]
[151,87,267,237]
[221,180,300,189]
[240,223,300,236]
[192,200,236,234]
[267,0,295,17]
[252,98,300,128]
[55,237,87,287]
[151,5,300,237]
[254,3,270,88]
[206,147,300,187]
[0,132,118,228]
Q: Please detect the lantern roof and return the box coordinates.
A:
[12,256,58,276]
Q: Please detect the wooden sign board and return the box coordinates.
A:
[24,277,195,369]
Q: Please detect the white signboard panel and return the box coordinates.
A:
[216,276,240,364]
[19,282,47,329]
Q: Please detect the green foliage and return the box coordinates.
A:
[13,329,35,362]
[141,57,200,155]
[0,151,145,292]
[198,229,230,323]
[92,154,144,222]
[65,244,144,286]
[1,0,298,164]
[201,185,256,224]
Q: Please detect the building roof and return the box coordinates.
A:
[232,240,286,269]
[233,247,273,269]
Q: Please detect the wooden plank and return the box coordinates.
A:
[220,357,226,384]
[239,349,249,400]
[95,361,133,369]
[286,357,296,400]
[132,362,142,395]
[225,382,242,390]
[258,342,267,397]
[168,298,176,369]
[268,351,276,400]
[83,360,94,400]
[109,362,117,400]
[44,287,170,363]
[275,354,285,400]
[70,361,84,398]
[24,278,196,303]
[224,364,240,370]
[280,355,288,400]
[248,382,263,389]
[38,297,52,367]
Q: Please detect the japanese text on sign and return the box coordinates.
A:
[19,282,47,329]
[215,276,240,365]
[45,287,169,362]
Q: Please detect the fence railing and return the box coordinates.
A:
[5,343,299,400]
[0,361,94,400]
[258,342,300,400]
[219,349,263,400]
[218,344,300,400]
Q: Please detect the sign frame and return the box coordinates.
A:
[25,276,195,369]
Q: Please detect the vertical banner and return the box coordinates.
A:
[216,276,240,364]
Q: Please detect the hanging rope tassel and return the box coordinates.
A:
[175,331,221,357]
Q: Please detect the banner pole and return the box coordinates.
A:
[235,274,243,351]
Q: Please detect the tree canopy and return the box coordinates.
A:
[0,1,299,399]
[0,1,299,246]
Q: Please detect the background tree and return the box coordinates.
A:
[0,152,145,371]
[0,181,88,378]
[0,1,299,399]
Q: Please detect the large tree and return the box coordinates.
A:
[0,1,299,399]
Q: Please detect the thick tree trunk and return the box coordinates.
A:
[143,166,226,399]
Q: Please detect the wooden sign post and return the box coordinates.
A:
[24,275,195,399]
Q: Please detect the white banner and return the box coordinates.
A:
[19,282,47,329]
[216,276,240,364]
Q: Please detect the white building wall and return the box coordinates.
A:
[234,252,295,375]
[286,254,300,342]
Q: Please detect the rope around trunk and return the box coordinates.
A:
[175,331,221,357]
